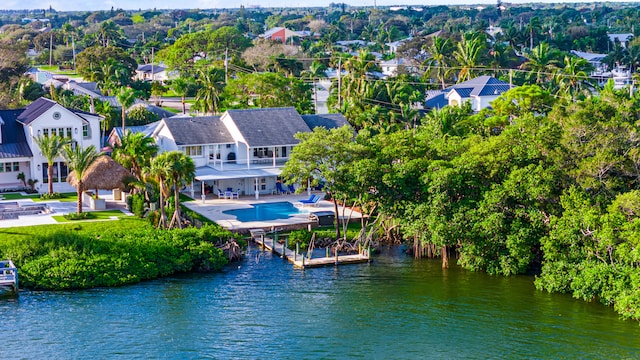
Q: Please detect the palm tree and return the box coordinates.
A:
[453,33,485,83]
[144,156,172,228]
[302,61,328,114]
[32,135,71,194]
[112,131,158,184]
[423,36,453,89]
[195,67,225,115]
[99,21,122,47]
[170,77,195,114]
[61,144,101,214]
[116,86,137,133]
[162,151,195,229]
[556,55,593,99]
[522,42,561,85]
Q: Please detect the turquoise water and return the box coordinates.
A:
[222,201,305,221]
[2,246,640,358]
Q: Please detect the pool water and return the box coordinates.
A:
[222,202,306,222]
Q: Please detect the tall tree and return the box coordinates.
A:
[116,87,138,132]
[281,126,356,240]
[170,77,196,114]
[112,131,158,184]
[145,155,171,228]
[453,32,486,83]
[32,135,71,194]
[157,151,196,229]
[194,67,225,115]
[61,144,101,214]
[423,36,453,89]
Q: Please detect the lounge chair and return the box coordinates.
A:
[296,194,320,207]
[288,184,295,193]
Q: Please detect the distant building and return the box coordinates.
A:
[425,76,513,112]
[608,33,634,49]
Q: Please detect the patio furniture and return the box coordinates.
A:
[217,189,226,199]
[276,182,288,194]
[230,189,240,199]
[296,194,320,207]
[287,184,295,193]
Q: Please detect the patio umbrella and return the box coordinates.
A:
[67,155,132,198]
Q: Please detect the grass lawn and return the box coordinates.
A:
[53,209,127,222]
[1,192,78,202]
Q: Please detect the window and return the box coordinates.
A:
[260,178,267,191]
[83,124,89,137]
[42,163,48,183]
[281,146,287,157]
[0,162,20,173]
[43,162,66,183]
[41,127,72,138]
[183,146,203,157]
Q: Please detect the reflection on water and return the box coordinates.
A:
[2,245,639,358]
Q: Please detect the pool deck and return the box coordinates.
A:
[182,192,362,233]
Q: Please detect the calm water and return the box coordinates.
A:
[223,201,306,221]
[2,246,639,359]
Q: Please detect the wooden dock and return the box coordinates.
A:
[250,229,371,269]
[0,260,18,293]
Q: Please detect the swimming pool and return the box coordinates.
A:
[222,202,307,222]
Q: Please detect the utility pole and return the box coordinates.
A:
[71,35,76,70]
[151,47,155,82]
[337,57,342,109]
[224,47,229,83]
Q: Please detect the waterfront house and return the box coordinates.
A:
[151,108,349,199]
[0,97,102,193]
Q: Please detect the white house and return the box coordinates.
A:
[425,76,513,112]
[150,109,349,199]
[0,97,102,193]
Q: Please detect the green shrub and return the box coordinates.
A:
[0,219,233,290]
[287,229,313,250]
[63,212,96,220]
[128,193,146,218]
[40,192,62,200]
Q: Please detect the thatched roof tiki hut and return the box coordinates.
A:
[67,155,131,201]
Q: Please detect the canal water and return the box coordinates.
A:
[2,246,639,358]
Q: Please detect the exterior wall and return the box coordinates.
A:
[478,95,500,111]
[24,104,102,193]
[0,160,30,189]
[153,124,179,153]
[271,29,286,42]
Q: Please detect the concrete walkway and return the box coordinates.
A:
[0,193,132,228]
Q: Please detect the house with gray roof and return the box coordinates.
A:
[150,107,350,199]
[425,76,513,112]
[0,97,102,193]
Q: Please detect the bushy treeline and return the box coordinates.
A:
[291,84,640,320]
[0,219,233,290]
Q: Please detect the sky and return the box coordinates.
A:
[1,0,613,12]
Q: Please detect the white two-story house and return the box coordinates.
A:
[150,108,349,199]
[0,97,102,193]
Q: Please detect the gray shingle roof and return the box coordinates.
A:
[0,109,33,159]
[163,117,234,145]
[301,114,350,130]
[226,108,311,147]
[16,97,57,125]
